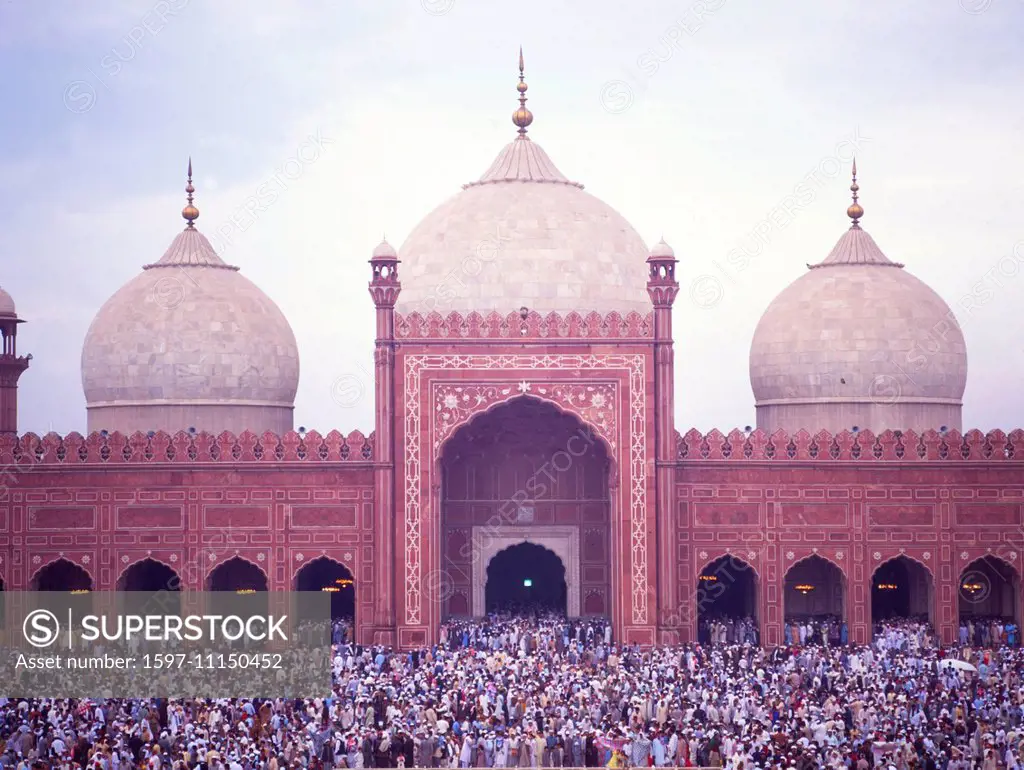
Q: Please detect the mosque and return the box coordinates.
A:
[0,55,1021,649]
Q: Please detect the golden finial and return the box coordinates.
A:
[182,157,199,228]
[846,157,863,228]
[512,46,534,136]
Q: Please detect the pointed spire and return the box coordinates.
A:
[182,157,199,228]
[512,46,534,137]
[846,157,863,228]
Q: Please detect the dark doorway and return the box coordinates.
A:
[296,557,355,621]
[31,558,94,618]
[784,555,845,622]
[206,557,268,592]
[959,556,1020,643]
[696,556,758,644]
[486,542,566,614]
[117,558,182,618]
[206,557,268,628]
[118,558,181,592]
[872,556,933,624]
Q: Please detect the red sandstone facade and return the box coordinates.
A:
[3,305,1023,649]
[2,242,1021,650]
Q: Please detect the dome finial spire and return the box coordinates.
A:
[182,157,199,228]
[846,157,863,229]
[512,46,534,137]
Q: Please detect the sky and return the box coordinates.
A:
[1,0,1022,436]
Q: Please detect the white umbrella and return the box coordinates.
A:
[938,658,977,673]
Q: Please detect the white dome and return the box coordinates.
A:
[0,286,16,317]
[749,224,968,434]
[395,136,651,315]
[81,226,299,435]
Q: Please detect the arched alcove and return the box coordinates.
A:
[31,558,94,617]
[295,557,356,621]
[117,558,181,592]
[696,556,759,645]
[485,542,567,614]
[959,556,1020,643]
[784,555,845,624]
[871,556,934,626]
[440,396,610,619]
[206,556,268,621]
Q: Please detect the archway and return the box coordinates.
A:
[206,557,268,624]
[696,556,758,645]
[959,556,1021,646]
[485,542,567,615]
[784,555,846,645]
[440,397,611,620]
[295,557,355,624]
[118,558,181,591]
[31,558,94,618]
[117,558,182,618]
[871,556,934,626]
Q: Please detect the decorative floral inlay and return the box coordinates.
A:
[344,552,354,562]
[960,551,969,560]
[208,552,216,561]
[923,552,931,561]
[169,554,178,563]
[785,551,795,560]
[699,550,708,561]
[81,555,90,564]
[873,552,882,561]
[746,551,756,560]
[517,381,531,394]
[835,551,845,560]
[32,555,41,565]
[1011,552,1018,561]
[407,353,647,627]
[296,553,305,562]
[257,553,266,562]
[120,555,129,564]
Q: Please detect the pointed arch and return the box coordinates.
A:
[485,541,568,615]
[695,552,762,581]
[958,554,1021,632]
[116,556,182,591]
[294,555,356,621]
[871,554,935,626]
[874,552,935,581]
[30,557,95,590]
[783,553,846,628]
[205,555,269,591]
[695,554,760,645]
[435,393,617,468]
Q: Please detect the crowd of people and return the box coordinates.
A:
[3,613,1024,770]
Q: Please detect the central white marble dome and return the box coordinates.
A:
[395,135,652,316]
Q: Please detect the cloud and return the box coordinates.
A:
[3,0,1024,434]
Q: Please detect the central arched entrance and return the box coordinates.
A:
[485,542,567,614]
[440,397,612,620]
